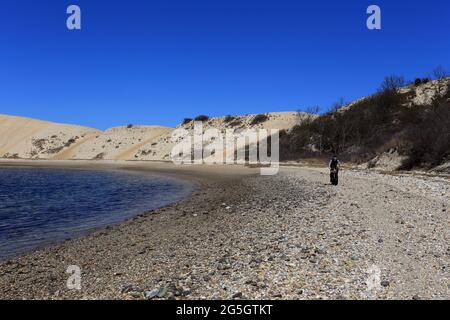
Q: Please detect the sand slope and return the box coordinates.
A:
[135,112,308,161]
[0,112,303,161]
[0,114,101,160]
[342,77,450,112]
[70,125,173,160]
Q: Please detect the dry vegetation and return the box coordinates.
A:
[281,71,450,171]
[250,113,269,125]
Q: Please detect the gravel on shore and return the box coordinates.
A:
[0,162,448,300]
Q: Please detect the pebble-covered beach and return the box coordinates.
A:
[0,162,448,300]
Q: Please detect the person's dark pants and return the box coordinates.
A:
[330,170,339,185]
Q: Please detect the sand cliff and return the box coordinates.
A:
[0,112,303,161]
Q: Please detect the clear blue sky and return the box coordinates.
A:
[1,0,449,130]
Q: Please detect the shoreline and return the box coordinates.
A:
[0,160,259,260]
[0,160,448,300]
[0,159,258,184]
[0,161,204,262]
[0,160,262,299]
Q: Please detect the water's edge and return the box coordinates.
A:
[0,166,196,261]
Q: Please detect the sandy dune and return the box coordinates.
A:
[135,112,308,161]
[0,112,304,162]
[70,125,173,160]
[342,78,450,112]
[0,114,101,160]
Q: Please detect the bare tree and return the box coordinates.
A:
[432,66,449,98]
[433,66,448,80]
[305,105,320,115]
[379,75,405,94]
[328,98,347,113]
[297,105,319,125]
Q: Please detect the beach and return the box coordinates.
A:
[0,160,448,300]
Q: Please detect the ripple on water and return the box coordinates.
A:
[0,168,194,260]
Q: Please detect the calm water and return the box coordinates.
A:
[0,167,194,261]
